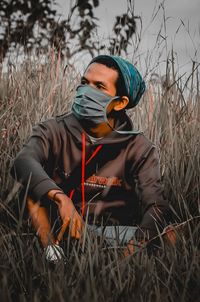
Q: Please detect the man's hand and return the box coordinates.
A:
[123,239,135,257]
[48,190,85,244]
[123,239,146,257]
[162,224,182,245]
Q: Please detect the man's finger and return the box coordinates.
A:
[56,219,69,243]
[163,228,177,245]
[75,219,83,239]
[70,218,77,238]
[124,239,135,256]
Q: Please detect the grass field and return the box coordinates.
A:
[0,48,199,301]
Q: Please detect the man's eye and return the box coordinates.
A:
[96,84,104,89]
[81,79,87,85]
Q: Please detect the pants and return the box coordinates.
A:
[87,225,138,246]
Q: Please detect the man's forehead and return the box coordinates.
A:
[83,62,119,83]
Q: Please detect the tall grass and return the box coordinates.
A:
[0,52,79,199]
[0,37,200,302]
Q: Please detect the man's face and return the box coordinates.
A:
[81,62,118,97]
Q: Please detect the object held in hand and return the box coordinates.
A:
[44,244,66,264]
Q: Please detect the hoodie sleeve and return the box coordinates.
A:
[133,145,170,241]
[10,119,62,201]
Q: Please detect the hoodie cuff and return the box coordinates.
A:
[31,178,61,201]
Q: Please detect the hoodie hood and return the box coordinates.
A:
[62,112,141,147]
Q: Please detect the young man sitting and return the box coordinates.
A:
[11,55,170,262]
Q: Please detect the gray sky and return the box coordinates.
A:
[56,0,200,77]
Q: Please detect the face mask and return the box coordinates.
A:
[71,85,120,125]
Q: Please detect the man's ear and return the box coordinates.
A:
[113,96,129,111]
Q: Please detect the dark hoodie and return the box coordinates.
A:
[10,111,169,241]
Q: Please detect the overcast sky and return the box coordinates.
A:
[56,0,199,76]
[56,0,199,77]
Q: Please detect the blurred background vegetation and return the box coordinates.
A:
[0,0,137,62]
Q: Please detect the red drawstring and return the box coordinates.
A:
[86,145,102,165]
[81,133,102,217]
[69,133,102,218]
[69,189,75,200]
[81,132,86,217]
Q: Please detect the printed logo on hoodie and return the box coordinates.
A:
[85,174,122,188]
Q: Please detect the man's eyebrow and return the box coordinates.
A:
[94,80,108,88]
[81,77,107,87]
[81,76,88,82]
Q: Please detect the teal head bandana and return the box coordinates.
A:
[89,55,146,109]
